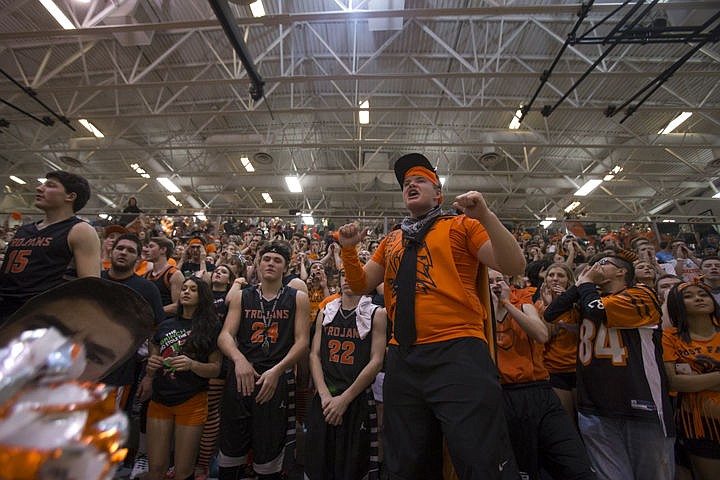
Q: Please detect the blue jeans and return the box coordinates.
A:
[578,412,674,480]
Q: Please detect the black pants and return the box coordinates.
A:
[383,337,519,480]
[502,381,595,480]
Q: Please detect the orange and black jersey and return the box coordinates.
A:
[548,283,673,433]
[0,216,84,302]
[662,329,720,441]
[320,306,377,395]
[237,286,298,372]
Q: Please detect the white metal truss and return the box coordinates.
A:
[0,0,718,224]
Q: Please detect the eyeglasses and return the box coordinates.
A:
[598,257,623,268]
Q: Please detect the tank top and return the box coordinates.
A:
[237,285,298,372]
[0,216,84,301]
[320,303,375,394]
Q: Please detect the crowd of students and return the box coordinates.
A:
[1,166,719,480]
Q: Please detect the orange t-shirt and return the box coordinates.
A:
[496,299,549,384]
[542,302,579,374]
[371,215,489,345]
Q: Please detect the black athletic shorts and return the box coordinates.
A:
[218,367,296,464]
[304,389,378,480]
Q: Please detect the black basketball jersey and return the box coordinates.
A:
[0,217,84,301]
[237,285,298,372]
[320,306,375,395]
[143,265,177,308]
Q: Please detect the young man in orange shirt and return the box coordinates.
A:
[338,153,525,479]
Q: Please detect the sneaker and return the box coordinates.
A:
[129,453,148,479]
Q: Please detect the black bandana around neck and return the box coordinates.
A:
[393,204,443,348]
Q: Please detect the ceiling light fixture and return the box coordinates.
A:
[574,179,603,197]
[9,175,26,185]
[603,165,624,181]
[540,217,556,229]
[564,201,581,213]
[78,118,104,138]
[658,111,692,134]
[439,176,446,187]
[301,213,315,225]
[285,176,302,193]
[167,195,182,207]
[508,108,522,130]
[262,192,273,203]
[157,177,181,193]
[249,0,265,17]
[713,192,720,199]
[648,200,673,214]
[359,100,370,125]
[39,0,76,30]
[97,194,116,208]
[194,212,207,222]
[240,156,255,172]
[37,178,47,183]
[98,213,109,220]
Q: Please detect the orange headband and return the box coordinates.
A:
[405,166,439,187]
[677,276,708,293]
[188,238,204,246]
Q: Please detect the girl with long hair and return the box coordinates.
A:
[539,263,580,419]
[146,278,222,480]
[663,281,720,480]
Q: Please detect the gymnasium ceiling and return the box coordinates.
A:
[1,0,719,226]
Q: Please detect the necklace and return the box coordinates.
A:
[258,285,283,355]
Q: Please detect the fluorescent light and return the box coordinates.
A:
[98,213,109,220]
[240,156,255,172]
[167,195,182,207]
[130,163,139,169]
[157,177,181,193]
[140,173,151,178]
[649,200,673,214]
[662,219,676,223]
[564,201,581,213]
[359,100,369,125]
[194,212,207,222]
[97,194,116,208]
[249,0,265,17]
[658,111,692,134]
[186,196,202,209]
[285,176,302,193]
[37,177,47,183]
[39,0,76,30]
[603,174,615,181]
[78,118,104,138]
[574,179,603,196]
[439,176,446,186]
[540,220,553,229]
[508,108,522,130]
[611,165,623,174]
[301,213,315,225]
[713,192,720,199]
[262,192,273,203]
[9,176,26,185]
